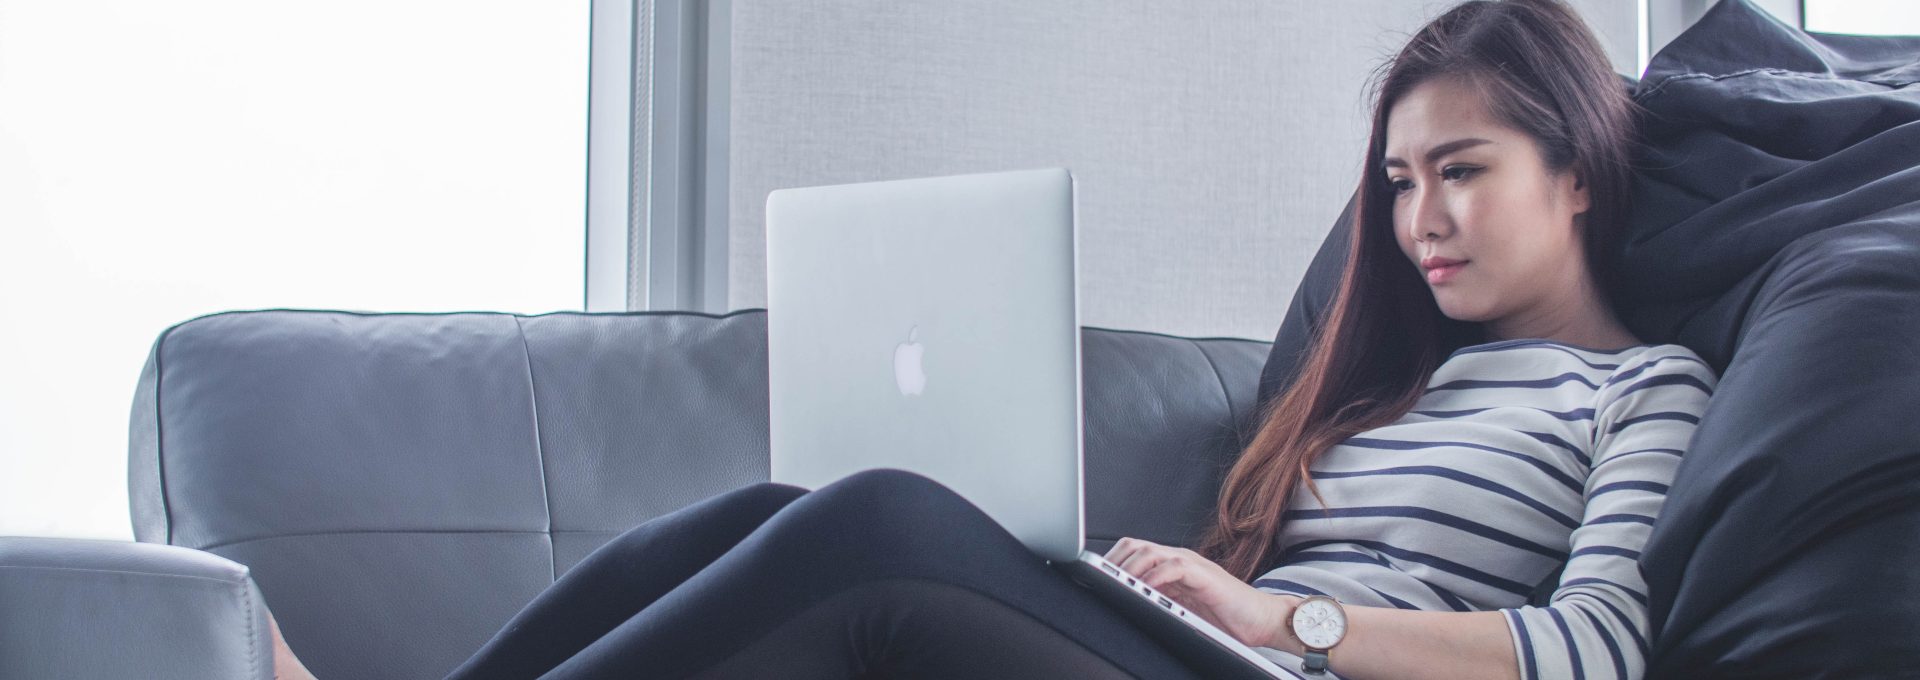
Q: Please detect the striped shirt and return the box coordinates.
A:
[1247,338,1718,680]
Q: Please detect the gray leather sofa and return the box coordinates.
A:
[0,308,1280,679]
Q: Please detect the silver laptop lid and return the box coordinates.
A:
[765,167,1083,563]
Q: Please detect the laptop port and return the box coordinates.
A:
[1157,596,1173,608]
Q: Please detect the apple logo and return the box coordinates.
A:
[894,325,926,396]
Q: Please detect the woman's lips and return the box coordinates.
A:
[1426,261,1467,285]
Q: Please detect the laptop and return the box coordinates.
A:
[765,167,1294,680]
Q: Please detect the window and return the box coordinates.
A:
[1805,0,1920,35]
[0,1,591,539]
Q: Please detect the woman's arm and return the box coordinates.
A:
[1260,593,1520,680]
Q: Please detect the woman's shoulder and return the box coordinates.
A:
[1608,342,1719,383]
[1596,342,1721,410]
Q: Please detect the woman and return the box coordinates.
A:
[272,0,1717,678]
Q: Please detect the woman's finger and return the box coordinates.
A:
[1124,544,1169,576]
[1137,551,1186,590]
[1111,538,1155,572]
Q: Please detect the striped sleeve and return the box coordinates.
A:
[1500,350,1718,680]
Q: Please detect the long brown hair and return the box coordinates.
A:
[1199,0,1640,581]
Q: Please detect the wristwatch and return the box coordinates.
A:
[1288,595,1348,676]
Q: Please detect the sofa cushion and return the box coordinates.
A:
[1612,3,1920,676]
[130,308,1271,679]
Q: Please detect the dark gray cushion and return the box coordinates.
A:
[130,308,1269,679]
[1621,3,1920,675]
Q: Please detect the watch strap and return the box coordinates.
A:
[1302,649,1330,675]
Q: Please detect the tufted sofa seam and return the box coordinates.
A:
[194,529,592,554]
[1188,339,1240,443]
[0,563,249,585]
[1637,67,1916,104]
[242,568,260,680]
[512,315,559,584]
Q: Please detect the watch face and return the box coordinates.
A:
[1291,597,1347,650]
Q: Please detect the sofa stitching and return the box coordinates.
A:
[0,564,251,585]
[1189,339,1242,447]
[512,315,559,584]
[163,306,767,328]
[1638,67,1912,103]
[196,528,617,553]
[242,572,259,679]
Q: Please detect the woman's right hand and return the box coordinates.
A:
[1105,537,1296,649]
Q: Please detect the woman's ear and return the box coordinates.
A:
[1563,170,1591,216]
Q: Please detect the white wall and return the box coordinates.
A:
[725,0,1637,342]
[0,1,590,539]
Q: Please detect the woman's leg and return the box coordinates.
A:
[540,468,1208,680]
[446,480,810,680]
[681,577,1149,679]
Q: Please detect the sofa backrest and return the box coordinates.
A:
[129,309,1270,680]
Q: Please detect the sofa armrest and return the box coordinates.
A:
[0,536,272,680]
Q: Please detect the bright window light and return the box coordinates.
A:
[1805,0,1920,35]
[0,1,590,540]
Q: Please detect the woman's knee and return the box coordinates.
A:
[595,480,808,556]
[771,468,994,553]
[736,480,810,509]
[828,467,948,495]
[813,468,972,519]
[656,480,808,530]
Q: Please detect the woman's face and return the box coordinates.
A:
[1383,77,1591,330]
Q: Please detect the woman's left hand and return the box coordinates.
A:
[1104,537,1297,650]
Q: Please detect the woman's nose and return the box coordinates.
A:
[1408,186,1449,242]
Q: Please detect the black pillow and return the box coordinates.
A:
[1255,0,1920,676]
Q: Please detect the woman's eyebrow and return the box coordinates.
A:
[1382,137,1495,170]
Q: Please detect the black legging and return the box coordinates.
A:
[442,467,1212,679]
